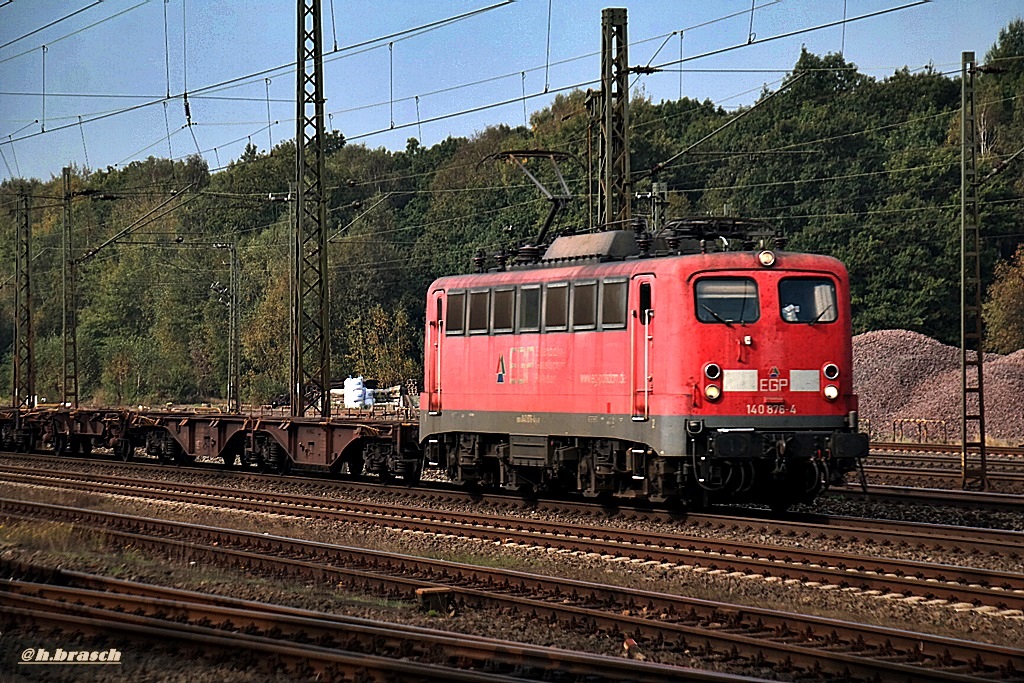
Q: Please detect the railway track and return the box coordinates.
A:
[872,443,1024,457]
[859,466,1024,496]
[828,484,1024,513]
[2,561,726,683]
[4,464,1024,611]
[869,453,1024,471]
[2,455,1022,559]
[2,497,1022,681]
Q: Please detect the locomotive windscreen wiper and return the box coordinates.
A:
[701,303,732,327]
[808,302,834,325]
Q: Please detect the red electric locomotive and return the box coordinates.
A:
[420,220,868,509]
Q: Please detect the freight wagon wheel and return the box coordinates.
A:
[51,433,69,456]
[402,460,423,486]
[116,439,133,462]
[345,452,364,477]
[76,437,92,457]
[0,425,15,451]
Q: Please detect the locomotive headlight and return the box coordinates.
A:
[704,363,722,380]
[757,250,777,267]
[705,384,721,401]
[823,384,839,401]
[823,363,840,380]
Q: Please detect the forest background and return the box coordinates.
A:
[1,22,1023,407]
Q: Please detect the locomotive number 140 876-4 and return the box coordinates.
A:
[746,404,797,415]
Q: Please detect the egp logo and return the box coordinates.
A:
[20,647,122,664]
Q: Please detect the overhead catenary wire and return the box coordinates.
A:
[40,45,46,131]
[163,101,174,161]
[648,1,928,73]
[0,1,149,71]
[326,0,784,120]
[0,1,515,158]
[8,185,1023,287]
[544,0,553,93]
[264,78,273,151]
[163,0,171,98]
[642,72,807,179]
[0,2,770,148]
[7,134,20,176]
[342,2,924,146]
[78,187,199,264]
[3,0,931,183]
[0,0,105,52]
[328,0,339,52]
[0,143,14,180]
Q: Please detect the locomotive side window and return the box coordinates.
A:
[544,282,569,332]
[600,279,628,329]
[468,290,490,334]
[778,278,837,324]
[492,288,515,333]
[518,286,541,332]
[446,291,466,335]
[695,278,759,324]
[571,281,598,331]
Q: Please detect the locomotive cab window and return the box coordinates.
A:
[445,292,466,335]
[600,279,627,329]
[572,281,597,330]
[468,290,490,334]
[518,285,541,332]
[695,278,759,325]
[778,278,837,324]
[492,288,515,334]
[544,282,569,332]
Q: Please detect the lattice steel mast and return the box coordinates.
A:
[291,0,331,417]
[62,167,79,408]
[960,51,987,490]
[13,193,34,410]
[219,239,241,414]
[595,7,631,229]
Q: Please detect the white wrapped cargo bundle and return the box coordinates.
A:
[343,376,367,408]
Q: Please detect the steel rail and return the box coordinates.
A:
[4,468,1024,610]
[1,576,744,683]
[1,497,1022,681]
[865,465,1024,484]
[827,484,1024,512]
[872,442,1024,457]
[3,452,1023,549]
[0,598,533,682]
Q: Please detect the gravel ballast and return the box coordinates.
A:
[854,329,1024,443]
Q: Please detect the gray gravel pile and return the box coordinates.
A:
[853,330,1024,443]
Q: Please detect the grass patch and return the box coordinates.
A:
[0,520,105,556]
[429,550,532,570]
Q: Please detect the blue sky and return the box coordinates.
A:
[1,0,1021,182]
